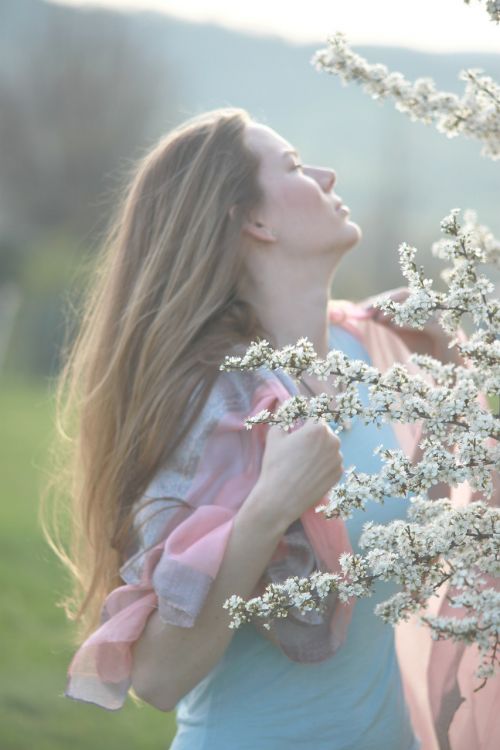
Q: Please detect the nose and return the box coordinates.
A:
[320,168,336,193]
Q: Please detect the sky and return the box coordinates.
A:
[48,0,500,53]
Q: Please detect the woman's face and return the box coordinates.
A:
[243,122,361,259]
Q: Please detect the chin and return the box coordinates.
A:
[339,221,362,252]
[322,221,362,257]
[348,219,362,241]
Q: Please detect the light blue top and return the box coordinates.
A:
[170,325,421,750]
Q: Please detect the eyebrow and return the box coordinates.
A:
[282,149,299,158]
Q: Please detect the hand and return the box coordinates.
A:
[253,420,344,530]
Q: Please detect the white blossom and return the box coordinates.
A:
[224,497,500,682]
[312,34,500,159]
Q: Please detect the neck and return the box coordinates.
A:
[244,270,338,360]
[262,288,331,358]
[241,237,348,358]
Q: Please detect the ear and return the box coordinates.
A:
[228,205,277,244]
[241,219,277,244]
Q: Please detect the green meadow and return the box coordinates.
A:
[0,379,176,750]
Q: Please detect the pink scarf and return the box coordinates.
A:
[65,300,499,750]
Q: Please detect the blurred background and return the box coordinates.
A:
[1,0,498,747]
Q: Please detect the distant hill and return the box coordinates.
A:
[3,0,500,296]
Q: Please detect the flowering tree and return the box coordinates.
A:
[222,1,500,690]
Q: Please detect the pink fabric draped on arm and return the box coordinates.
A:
[65,366,355,710]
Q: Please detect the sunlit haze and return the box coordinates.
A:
[48,0,500,53]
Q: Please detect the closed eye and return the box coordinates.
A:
[291,163,303,171]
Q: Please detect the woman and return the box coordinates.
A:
[53,107,469,749]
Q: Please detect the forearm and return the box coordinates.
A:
[130,480,288,712]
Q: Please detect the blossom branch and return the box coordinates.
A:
[224,498,500,683]
[312,33,500,159]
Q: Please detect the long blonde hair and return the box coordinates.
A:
[41,107,268,644]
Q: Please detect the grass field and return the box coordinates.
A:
[0,379,177,750]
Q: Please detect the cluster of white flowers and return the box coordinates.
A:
[224,496,500,683]
[374,211,500,392]
[433,209,500,269]
[464,0,500,24]
[221,209,500,683]
[311,33,500,159]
